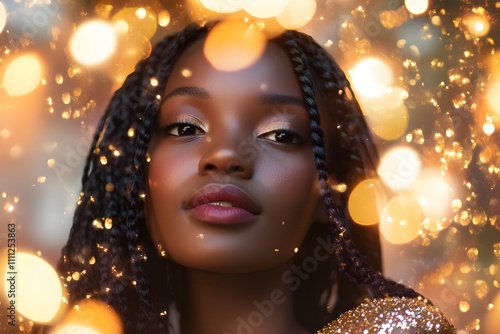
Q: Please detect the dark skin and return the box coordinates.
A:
[146,38,335,334]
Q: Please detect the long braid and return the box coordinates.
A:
[124,24,209,332]
[58,23,209,333]
[278,31,420,300]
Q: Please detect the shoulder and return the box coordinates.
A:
[317,296,456,333]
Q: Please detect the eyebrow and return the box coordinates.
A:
[162,86,211,101]
[162,86,305,107]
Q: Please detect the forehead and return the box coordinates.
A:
[163,37,302,98]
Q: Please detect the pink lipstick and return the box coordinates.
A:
[185,184,261,225]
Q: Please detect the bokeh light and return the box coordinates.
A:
[364,102,409,140]
[158,10,171,27]
[203,20,266,71]
[350,57,394,99]
[405,0,429,15]
[1,252,65,323]
[483,117,496,136]
[378,146,422,191]
[200,0,248,13]
[276,0,316,30]
[0,2,6,34]
[409,169,454,220]
[52,299,122,334]
[380,195,422,244]
[487,81,500,116]
[69,20,117,66]
[359,86,410,140]
[243,0,289,18]
[3,54,43,96]
[53,326,99,334]
[463,14,491,38]
[112,7,157,39]
[362,86,409,110]
[485,290,500,334]
[111,33,152,85]
[348,178,387,226]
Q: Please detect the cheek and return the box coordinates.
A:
[145,146,198,248]
[256,152,320,248]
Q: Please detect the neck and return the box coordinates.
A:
[178,264,310,334]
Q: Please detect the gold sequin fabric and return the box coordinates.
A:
[317,297,456,333]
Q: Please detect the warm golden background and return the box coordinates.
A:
[0,0,499,333]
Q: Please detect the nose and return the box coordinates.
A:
[198,135,254,179]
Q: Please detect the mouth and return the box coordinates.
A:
[207,201,233,207]
[185,184,261,225]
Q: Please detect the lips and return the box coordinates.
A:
[184,183,261,225]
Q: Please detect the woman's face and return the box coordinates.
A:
[146,37,321,273]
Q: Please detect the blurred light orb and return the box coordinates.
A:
[122,33,152,63]
[3,54,43,96]
[378,146,422,191]
[0,2,6,34]
[244,0,289,18]
[350,57,393,99]
[53,326,99,334]
[70,20,117,66]
[112,33,152,84]
[405,0,428,15]
[487,81,500,116]
[370,86,408,109]
[158,10,171,27]
[204,20,266,71]
[366,103,409,141]
[54,299,122,334]
[409,169,453,219]
[360,86,409,140]
[464,14,490,37]
[348,178,387,226]
[2,252,63,323]
[380,195,422,244]
[483,118,495,136]
[135,7,147,19]
[200,0,248,13]
[253,17,286,39]
[112,7,157,39]
[113,19,128,34]
[276,0,316,30]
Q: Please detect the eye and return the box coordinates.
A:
[260,130,302,145]
[162,122,205,137]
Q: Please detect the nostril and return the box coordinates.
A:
[227,164,244,173]
[205,164,217,172]
[199,153,252,178]
[203,161,244,174]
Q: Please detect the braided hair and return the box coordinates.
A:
[58,22,419,333]
[273,30,419,297]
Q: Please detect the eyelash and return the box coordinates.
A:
[161,117,205,137]
[259,128,303,145]
[161,119,303,145]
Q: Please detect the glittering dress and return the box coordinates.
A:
[316,297,456,333]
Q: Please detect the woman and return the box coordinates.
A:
[58,22,454,333]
